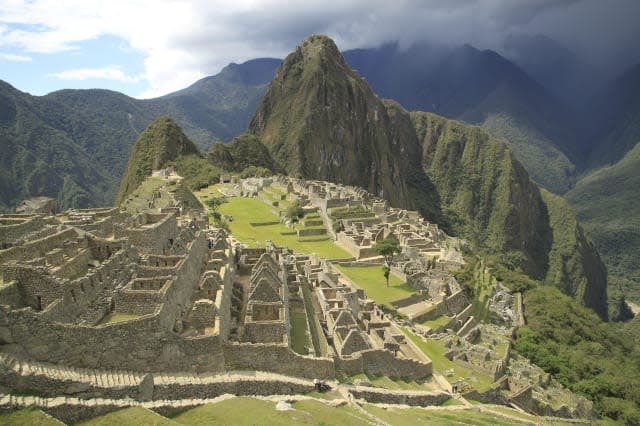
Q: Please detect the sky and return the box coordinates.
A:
[1,0,639,99]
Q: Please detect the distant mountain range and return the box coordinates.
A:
[0,58,278,210]
[1,37,638,306]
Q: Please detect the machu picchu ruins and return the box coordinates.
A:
[0,170,595,423]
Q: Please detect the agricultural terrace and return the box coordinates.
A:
[403,328,494,392]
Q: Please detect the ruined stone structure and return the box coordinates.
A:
[0,174,593,421]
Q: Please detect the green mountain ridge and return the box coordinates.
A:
[343,43,580,194]
[242,35,607,319]
[248,36,434,214]
[567,142,640,303]
[116,116,200,204]
[0,59,280,211]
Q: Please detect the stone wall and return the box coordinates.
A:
[115,213,177,254]
[53,249,90,280]
[151,376,313,400]
[0,233,212,372]
[0,216,45,245]
[349,387,449,406]
[243,321,286,344]
[223,343,334,379]
[335,349,432,380]
[297,228,327,237]
[391,294,424,309]
[0,228,79,264]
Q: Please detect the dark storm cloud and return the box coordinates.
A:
[179,0,639,81]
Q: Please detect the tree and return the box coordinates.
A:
[285,200,305,223]
[206,196,227,212]
[373,238,400,287]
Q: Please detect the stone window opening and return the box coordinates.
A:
[36,295,42,311]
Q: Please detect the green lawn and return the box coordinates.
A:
[96,312,141,325]
[78,406,179,425]
[335,265,414,307]
[420,315,453,330]
[0,408,63,426]
[290,311,310,355]
[363,404,528,426]
[195,191,351,259]
[402,328,494,392]
[172,397,371,425]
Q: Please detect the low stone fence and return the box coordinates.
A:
[349,387,449,406]
[391,294,424,309]
[335,349,432,381]
[223,343,334,379]
[297,228,327,237]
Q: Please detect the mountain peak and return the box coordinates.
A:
[116,116,199,205]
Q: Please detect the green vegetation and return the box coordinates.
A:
[403,329,494,392]
[328,205,374,220]
[363,404,522,426]
[208,133,277,173]
[567,143,640,305]
[541,189,608,320]
[97,312,140,325]
[120,176,167,213]
[290,311,310,355]
[412,111,551,277]
[0,408,62,426]
[285,200,304,223]
[195,190,350,259]
[335,265,413,308]
[246,35,429,212]
[78,407,179,425]
[514,285,640,423]
[116,116,200,205]
[420,315,452,330]
[343,42,580,195]
[171,397,371,426]
[373,238,401,287]
[481,112,576,194]
[171,154,221,190]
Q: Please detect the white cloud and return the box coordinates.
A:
[50,66,143,83]
[0,52,32,62]
[0,0,639,98]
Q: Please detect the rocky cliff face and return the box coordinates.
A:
[244,35,608,318]
[247,35,427,210]
[542,190,608,319]
[116,116,200,204]
[411,112,553,278]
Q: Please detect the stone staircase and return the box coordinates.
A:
[0,352,314,402]
[0,353,142,392]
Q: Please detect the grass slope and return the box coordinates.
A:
[77,407,179,425]
[171,397,371,426]
[0,408,63,426]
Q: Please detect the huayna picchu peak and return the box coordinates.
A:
[1,27,638,424]
[245,35,608,320]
